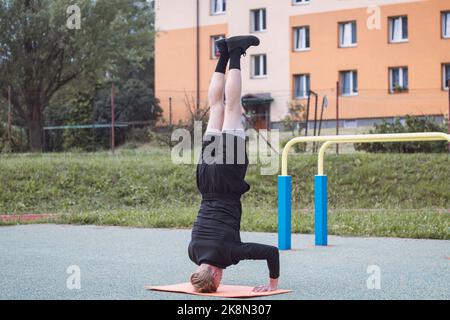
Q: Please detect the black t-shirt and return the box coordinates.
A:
[188,133,280,279]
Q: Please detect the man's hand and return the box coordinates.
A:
[252,278,278,292]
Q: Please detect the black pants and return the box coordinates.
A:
[196,132,250,197]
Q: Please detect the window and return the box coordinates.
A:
[339,21,357,47]
[211,35,225,59]
[251,8,266,32]
[293,0,310,4]
[442,11,450,38]
[344,120,358,129]
[389,67,408,93]
[293,26,310,51]
[389,16,408,43]
[211,0,226,15]
[443,64,450,90]
[340,70,358,95]
[294,74,310,98]
[251,54,267,78]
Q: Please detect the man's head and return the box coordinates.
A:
[190,264,223,293]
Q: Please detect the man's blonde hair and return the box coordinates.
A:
[190,268,218,293]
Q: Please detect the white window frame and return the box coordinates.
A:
[210,0,226,15]
[389,16,408,43]
[251,8,267,32]
[339,21,357,47]
[294,74,310,99]
[293,26,310,51]
[251,54,267,78]
[210,35,225,59]
[442,11,450,38]
[389,67,409,94]
[340,70,358,96]
[443,63,450,90]
[292,0,310,5]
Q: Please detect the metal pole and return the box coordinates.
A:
[111,83,115,154]
[305,93,311,137]
[42,128,46,152]
[448,79,450,152]
[169,97,173,127]
[196,0,200,110]
[92,101,96,152]
[169,97,173,148]
[336,81,340,155]
[318,96,327,138]
[313,92,318,138]
[312,91,318,153]
[7,85,12,145]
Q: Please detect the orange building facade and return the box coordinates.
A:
[155,0,450,129]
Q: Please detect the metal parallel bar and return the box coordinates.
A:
[279,131,450,249]
[317,136,448,175]
[281,132,450,176]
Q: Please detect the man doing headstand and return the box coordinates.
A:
[188,35,280,293]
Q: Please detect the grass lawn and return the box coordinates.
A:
[0,144,448,239]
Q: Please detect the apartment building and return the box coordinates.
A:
[155,0,450,129]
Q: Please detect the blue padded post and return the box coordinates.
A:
[278,175,292,250]
[314,175,328,246]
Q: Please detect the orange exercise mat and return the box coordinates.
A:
[146,282,292,298]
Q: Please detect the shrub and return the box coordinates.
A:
[283,100,306,135]
[126,127,151,144]
[281,100,307,153]
[354,116,448,153]
[281,138,307,153]
[0,122,28,153]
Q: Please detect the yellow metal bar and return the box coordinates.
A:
[281,132,450,176]
[317,141,334,175]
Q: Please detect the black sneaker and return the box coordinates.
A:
[215,38,228,57]
[226,35,260,56]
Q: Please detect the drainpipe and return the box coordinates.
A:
[196,0,200,110]
[336,81,340,155]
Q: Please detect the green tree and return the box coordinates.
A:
[60,92,95,151]
[0,0,156,151]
